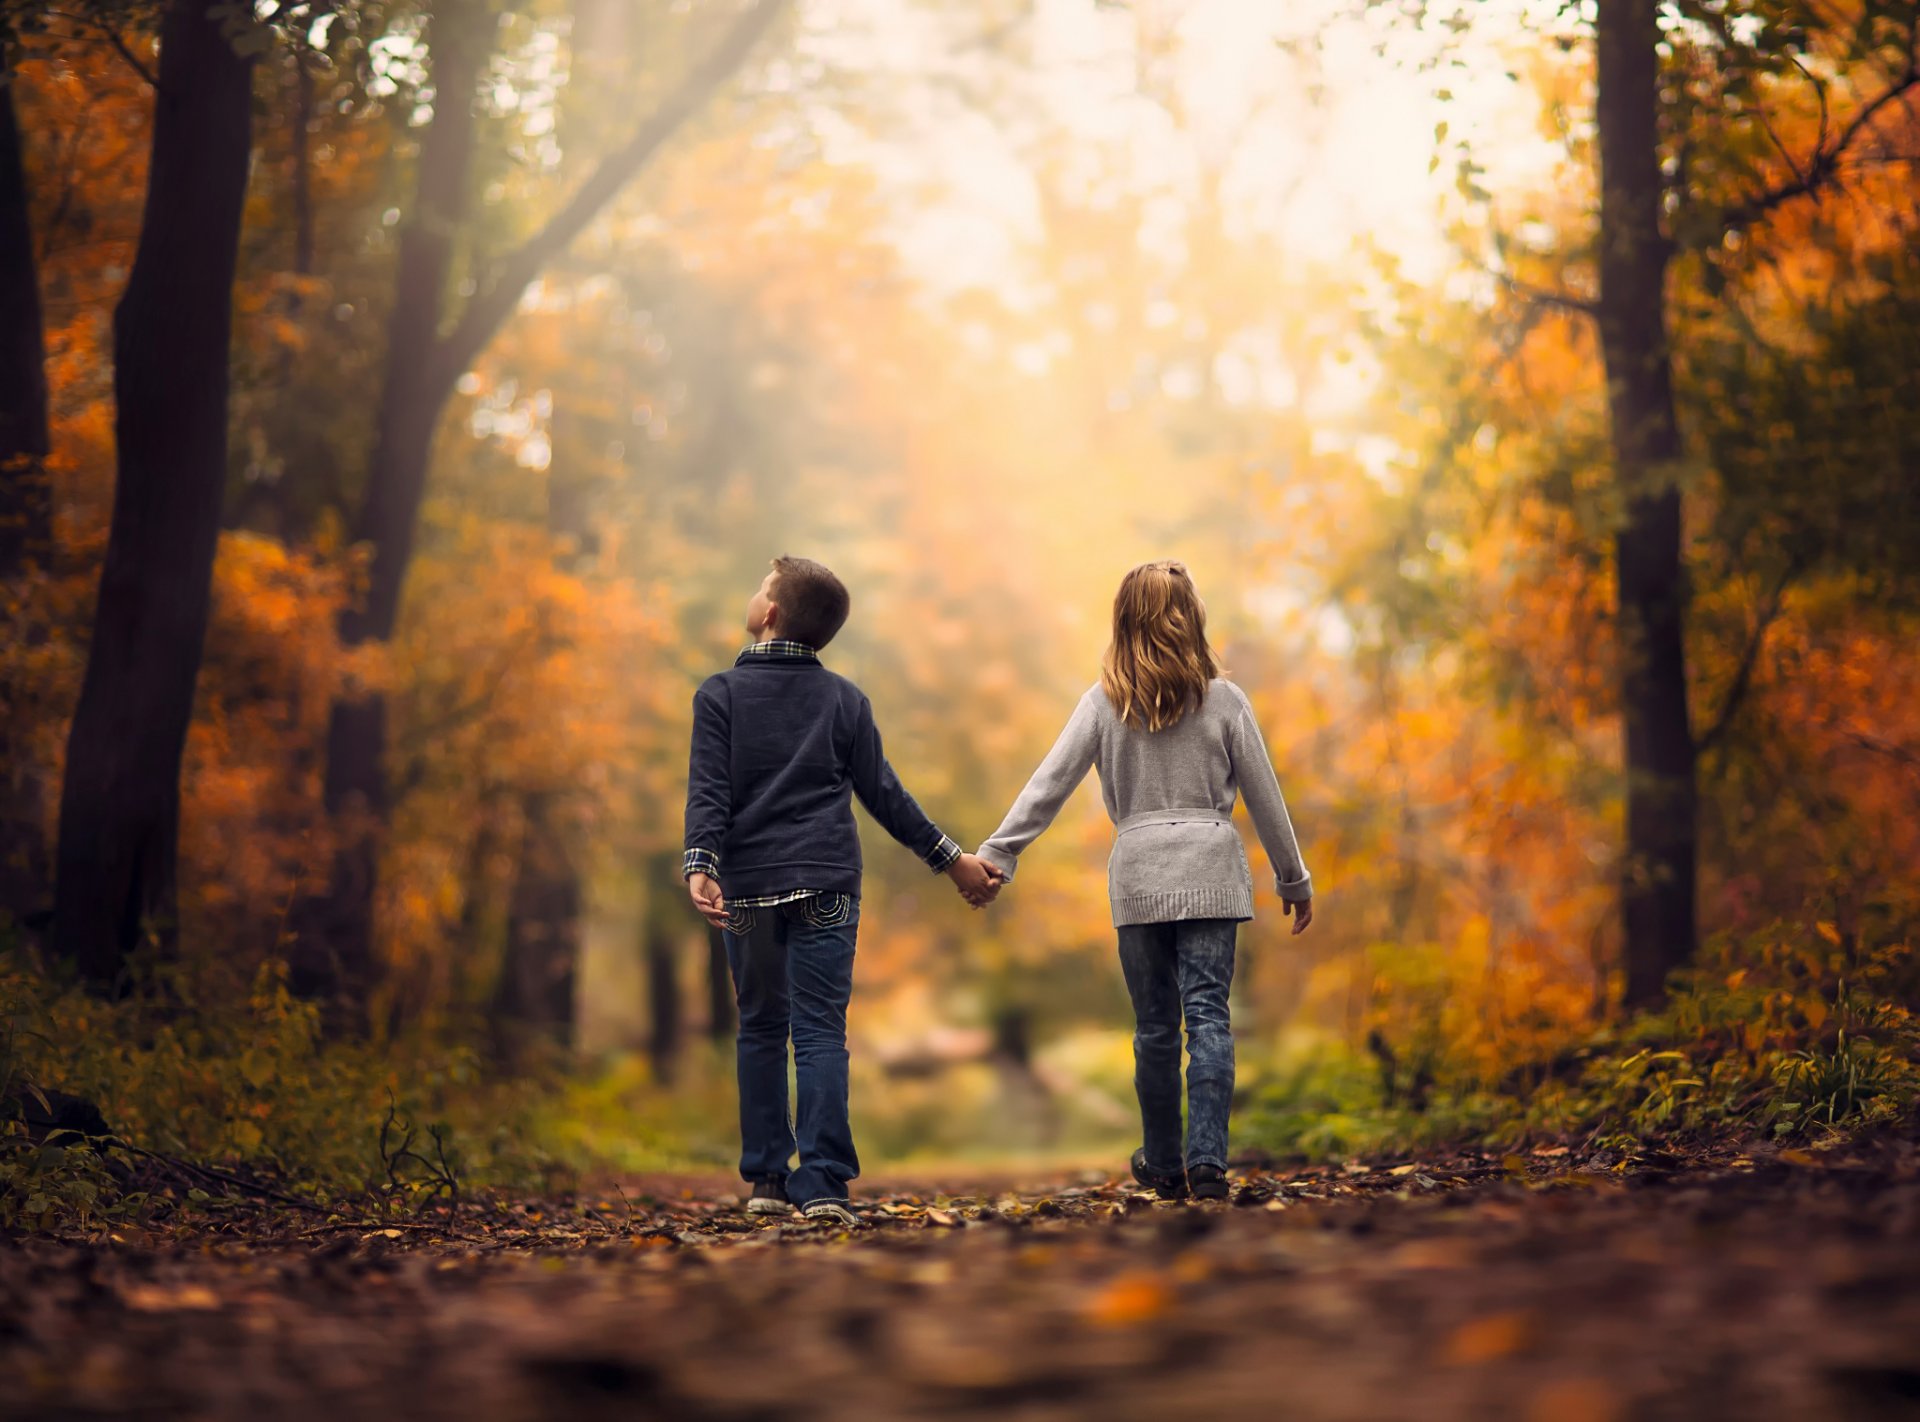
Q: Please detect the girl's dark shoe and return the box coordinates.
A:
[1188,1164,1229,1201]
[1131,1147,1188,1200]
[747,1177,792,1216]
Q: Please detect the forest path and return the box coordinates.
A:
[7,1137,1920,1421]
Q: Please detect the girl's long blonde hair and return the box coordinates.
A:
[1101,560,1221,732]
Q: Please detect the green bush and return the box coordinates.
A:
[1240,924,1920,1161]
[0,948,590,1228]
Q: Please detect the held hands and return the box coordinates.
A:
[687,871,729,929]
[947,853,1005,910]
[1284,896,1314,935]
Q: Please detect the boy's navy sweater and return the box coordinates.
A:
[683,647,956,900]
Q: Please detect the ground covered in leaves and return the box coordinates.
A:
[7,1136,1920,1421]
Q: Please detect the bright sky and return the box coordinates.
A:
[800,0,1560,295]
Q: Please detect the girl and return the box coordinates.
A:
[975,561,1314,1201]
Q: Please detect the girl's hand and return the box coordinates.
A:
[947,853,1004,908]
[1285,897,1313,935]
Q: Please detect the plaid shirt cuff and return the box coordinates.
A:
[925,835,962,874]
[683,848,720,881]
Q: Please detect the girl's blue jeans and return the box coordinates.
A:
[722,893,860,1208]
[1117,917,1238,1173]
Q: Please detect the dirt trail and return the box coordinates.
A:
[7,1138,1920,1421]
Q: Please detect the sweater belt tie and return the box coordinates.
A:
[1115,808,1233,834]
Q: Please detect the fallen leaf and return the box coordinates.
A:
[122,1285,221,1312]
[1389,1238,1474,1271]
[1527,1377,1620,1422]
[1084,1272,1172,1328]
[1444,1311,1532,1364]
[1171,1252,1214,1283]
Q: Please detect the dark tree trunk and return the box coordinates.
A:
[643,851,684,1082]
[52,0,255,989]
[292,0,488,1008]
[490,791,580,1057]
[0,46,49,577]
[1595,0,1698,1007]
[487,400,594,1053]
[0,44,52,934]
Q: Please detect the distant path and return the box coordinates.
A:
[5,1138,1920,1420]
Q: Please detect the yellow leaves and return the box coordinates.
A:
[1082,1271,1172,1328]
[121,1284,222,1313]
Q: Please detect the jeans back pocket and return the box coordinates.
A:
[794,893,854,929]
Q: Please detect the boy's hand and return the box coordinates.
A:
[687,872,729,929]
[947,853,1004,909]
[1285,896,1313,935]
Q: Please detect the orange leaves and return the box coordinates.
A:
[1442,1310,1533,1364]
[1082,1271,1173,1328]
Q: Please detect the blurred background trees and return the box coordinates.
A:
[1,0,1916,1165]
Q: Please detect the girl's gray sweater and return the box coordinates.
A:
[976,679,1313,928]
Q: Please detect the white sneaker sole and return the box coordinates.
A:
[746,1197,792,1216]
[799,1200,860,1227]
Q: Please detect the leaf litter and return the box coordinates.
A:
[5,1134,1920,1419]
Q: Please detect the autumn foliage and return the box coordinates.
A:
[1,1,1917,1190]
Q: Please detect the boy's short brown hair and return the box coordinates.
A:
[771,556,851,648]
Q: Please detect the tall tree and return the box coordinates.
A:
[1588,0,1919,1003]
[1594,0,1697,1006]
[0,42,47,579]
[0,38,52,933]
[296,0,789,1013]
[489,790,580,1057]
[52,0,257,988]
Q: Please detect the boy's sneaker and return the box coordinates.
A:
[1188,1164,1230,1201]
[1131,1148,1188,1201]
[747,1178,791,1216]
[799,1198,861,1228]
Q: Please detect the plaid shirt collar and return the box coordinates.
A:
[736,639,820,665]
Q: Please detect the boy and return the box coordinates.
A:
[683,556,1002,1225]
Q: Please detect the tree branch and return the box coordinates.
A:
[1716,60,1920,238]
[1695,558,1800,757]
[48,10,161,91]
[1843,726,1920,782]
[1496,269,1599,318]
[432,0,790,385]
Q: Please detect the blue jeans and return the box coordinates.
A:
[1117,918,1238,1173]
[722,893,860,1206]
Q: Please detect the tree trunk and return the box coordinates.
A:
[0,45,49,578]
[490,791,579,1058]
[1594,0,1698,1007]
[0,44,52,935]
[52,0,255,989]
[292,0,489,1008]
[643,851,684,1083]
